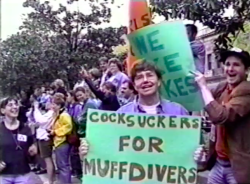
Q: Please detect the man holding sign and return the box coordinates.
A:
[80,62,201,184]
[126,21,204,112]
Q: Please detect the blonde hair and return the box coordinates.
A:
[54,79,64,88]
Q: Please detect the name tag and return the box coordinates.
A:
[17,134,27,142]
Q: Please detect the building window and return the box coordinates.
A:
[207,54,212,70]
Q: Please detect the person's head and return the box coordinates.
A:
[74,87,87,103]
[98,57,109,72]
[120,80,136,99]
[0,97,19,119]
[51,93,65,112]
[186,24,198,42]
[20,90,27,100]
[66,90,75,104]
[108,58,122,75]
[54,79,64,89]
[89,68,102,80]
[46,87,53,95]
[45,99,52,110]
[131,61,161,97]
[102,82,117,96]
[34,87,42,97]
[50,82,56,89]
[55,88,67,98]
[29,94,35,104]
[220,48,250,87]
[41,86,46,93]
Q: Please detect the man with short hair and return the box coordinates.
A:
[194,49,250,184]
[186,24,206,74]
[117,61,188,115]
[119,80,136,106]
[79,61,189,160]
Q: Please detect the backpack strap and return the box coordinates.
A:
[52,108,65,129]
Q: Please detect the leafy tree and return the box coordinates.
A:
[233,22,250,53]
[150,0,250,53]
[0,31,51,94]
[112,44,128,61]
[0,0,126,93]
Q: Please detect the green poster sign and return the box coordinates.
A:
[127,21,204,111]
[83,109,201,184]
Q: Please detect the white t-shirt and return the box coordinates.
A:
[140,102,160,114]
[33,109,54,140]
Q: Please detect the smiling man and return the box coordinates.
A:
[79,61,190,164]
[117,61,188,115]
[194,48,250,184]
[119,80,136,106]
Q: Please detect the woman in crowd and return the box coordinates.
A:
[0,97,41,184]
[107,58,129,90]
[66,89,83,179]
[32,99,55,184]
[66,90,82,121]
[99,57,111,88]
[53,79,67,98]
[74,87,98,137]
[50,93,73,184]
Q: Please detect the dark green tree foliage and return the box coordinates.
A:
[0,0,126,94]
[150,0,250,53]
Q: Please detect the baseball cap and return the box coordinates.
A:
[220,48,250,67]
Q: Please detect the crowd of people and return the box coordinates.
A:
[0,23,250,184]
[0,56,138,184]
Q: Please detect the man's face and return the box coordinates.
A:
[101,86,113,96]
[41,87,45,93]
[133,70,160,97]
[186,27,196,42]
[34,88,41,96]
[120,82,133,99]
[20,91,27,100]
[100,61,108,72]
[224,56,247,86]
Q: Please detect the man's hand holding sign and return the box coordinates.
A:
[127,21,204,111]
